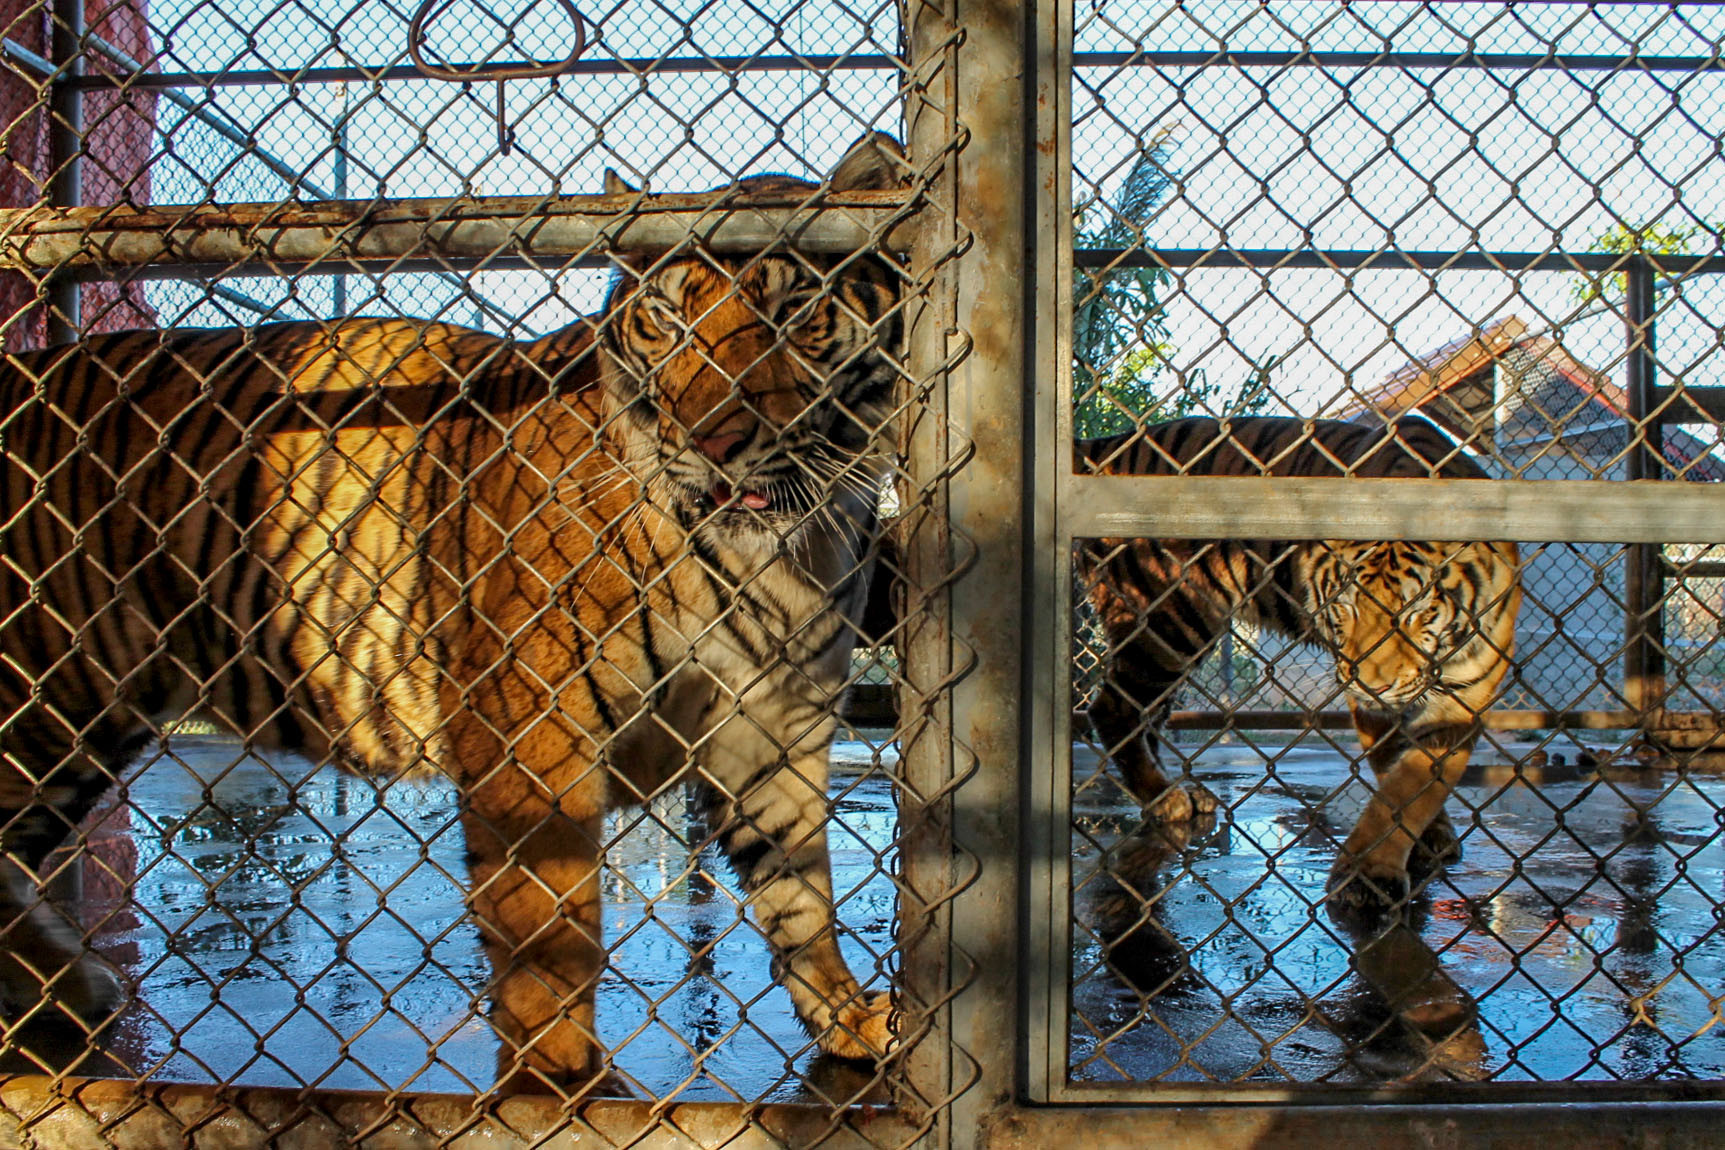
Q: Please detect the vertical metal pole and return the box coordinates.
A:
[1025,0,1073,1106]
[896,0,958,1131]
[899,0,1033,1137]
[331,82,350,317]
[46,0,84,342]
[1624,257,1667,723]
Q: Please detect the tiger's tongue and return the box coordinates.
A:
[711,481,771,511]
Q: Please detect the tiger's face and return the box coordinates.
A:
[602,252,898,549]
[1316,543,1486,708]
[597,135,905,553]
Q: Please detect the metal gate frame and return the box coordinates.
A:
[1015,0,1725,1144]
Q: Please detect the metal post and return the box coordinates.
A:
[898,0,1033,1137]
[896,0,958,1129]
[1025,0,1074,1107]
[331,82,349,317]
[1624,257,1667,723]
[46,0,84,342]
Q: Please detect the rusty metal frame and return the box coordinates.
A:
[0,194,913,279]
[1021,0,1725,1134]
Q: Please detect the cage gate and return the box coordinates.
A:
[3,0,1725,1147]
[1021,1,1725,1143]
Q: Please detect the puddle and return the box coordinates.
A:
[20,728,1725,1096]
[46,733,898,1103]
[1072,736,1725,1086]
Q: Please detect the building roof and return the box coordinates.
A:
[1340,315,1725,481]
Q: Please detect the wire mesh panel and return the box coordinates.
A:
[1040,0,1725,1110]
[0,0,986,1143]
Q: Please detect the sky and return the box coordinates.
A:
[1071,1,1725,415]
[127,0,1724,418]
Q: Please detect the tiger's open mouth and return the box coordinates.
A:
[708,480,773,512]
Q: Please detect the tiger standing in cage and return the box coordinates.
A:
[0,134,907,1091]
[1077,415,1522,911]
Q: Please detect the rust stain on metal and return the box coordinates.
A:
[0,1075,909,1149]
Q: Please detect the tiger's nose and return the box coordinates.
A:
[692,430,748,463]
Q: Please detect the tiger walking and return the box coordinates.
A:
[0,134,907,1090]
[1078,416,1521,910]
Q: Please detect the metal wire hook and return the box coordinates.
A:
[405,0,588,156]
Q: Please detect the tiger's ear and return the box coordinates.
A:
[827,132,908,192]
[602,169,649,275]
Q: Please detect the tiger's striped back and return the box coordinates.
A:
[1077,415,1505,658]
[0,320,589,793]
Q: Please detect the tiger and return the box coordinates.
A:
[1077,415,1522,911]
[0,132,907,1092]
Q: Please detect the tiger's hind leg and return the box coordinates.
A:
[1087,620,1220,824]
[0,728,133,1043]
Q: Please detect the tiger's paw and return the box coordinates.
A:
[1407,814,1463,883]
[1141,781,1220,824]
[822,991,898,1063]
[1325,856,1412,923]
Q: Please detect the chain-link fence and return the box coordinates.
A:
[1044,0,1725,1114]
[0,0,985,1144]
[5,0,1725,1146]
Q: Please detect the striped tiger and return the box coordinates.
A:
[1078,415,1521,910]
[0,133,906,1090]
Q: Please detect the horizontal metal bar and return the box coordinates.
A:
[1162,709,1657,732]
[1067,475,1725,544]
[0,1075,909,1148]
[983,1099,1725,1147]
[45,48,1721,93]
[1075,247,1725,274]
[1072,49,1725,74]
[856,691,1698,736]
[1666,559,1725,578]
[0,192,913,277]
[1657,386,1725,423]
[58,52,906,91]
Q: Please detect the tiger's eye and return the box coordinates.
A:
[642,296,681,332]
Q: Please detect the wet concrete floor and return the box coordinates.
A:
[51,733,898,1103]
[1072,733,1725,1087]
[22,729,1725,1098]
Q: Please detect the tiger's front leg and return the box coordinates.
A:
[1329,697,1482,912]
[1351,700,1463,880]
[700,693,894,1062]
[446,711,609,1094]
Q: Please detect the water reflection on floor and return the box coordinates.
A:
[35,729,1725,1096]
[69,733,898,1102]
[1072,734,1725,1086]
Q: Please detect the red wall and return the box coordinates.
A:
[1,0,157,350]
